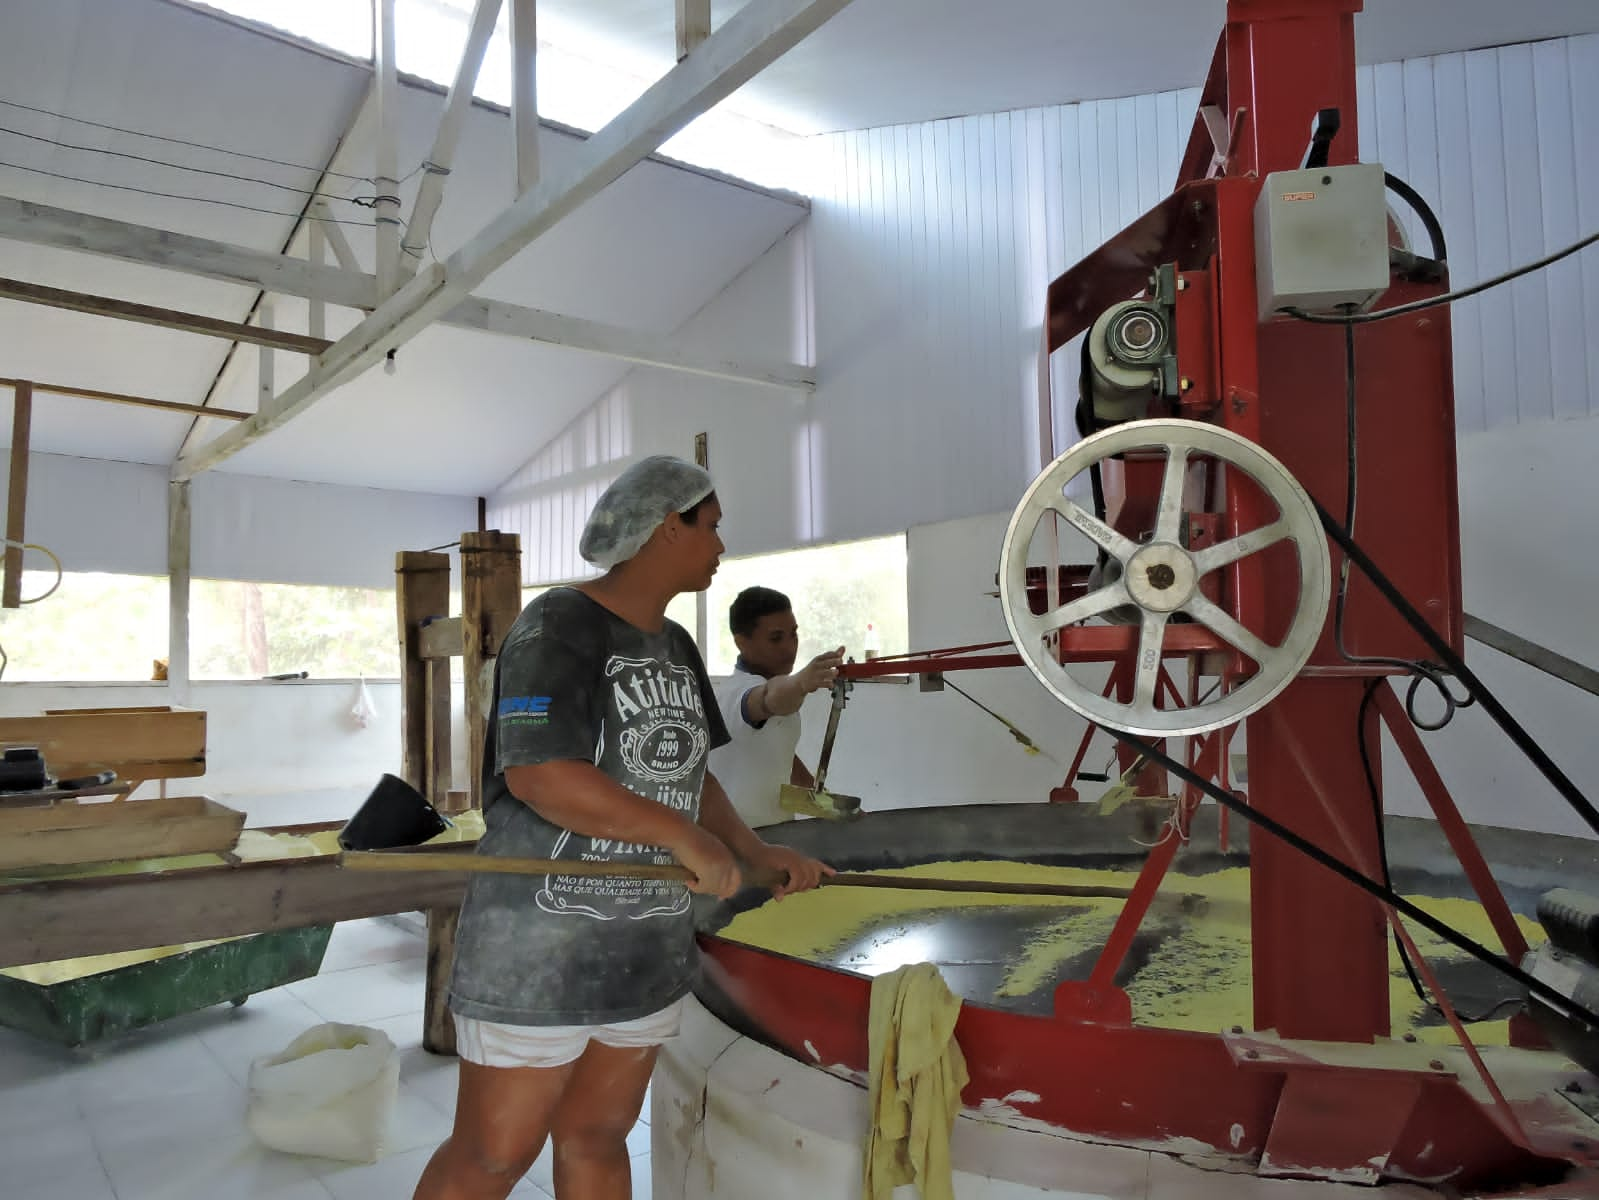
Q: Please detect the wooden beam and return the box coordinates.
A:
[0,276,334,355]
[3,380,31,609]
[511,0,540,195]
[0,708,204,779]
[403,0,506,265]
[0,197,374,309]
[0,853,469,969]
[172,0,852,481]
[173,262,448,482]
[677,0,712,59]
[174,78,376,468]
[0,377,249,421]
[168,481,192,704]
[374,0,403,298]
[257,300,275,412]
[419,615,464,659]
[313,199,364,273]
[0,199,813,390]
[446,295,815,388]
[307,220,327,341]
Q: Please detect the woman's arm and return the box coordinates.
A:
[698,771,831,898]
[506,760,740,897]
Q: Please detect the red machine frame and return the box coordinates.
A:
[702,0,1596,1188]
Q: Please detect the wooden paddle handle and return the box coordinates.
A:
[340,850,702,882]
[825,872,1138,900]
[338,851,1184,904]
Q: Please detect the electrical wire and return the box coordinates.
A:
[0,125,369,204]
[0,94,374,182]
[0,158,382,225]
[1321,498,1599,838]
[1358,677,1524,1023]
[1284,227,1599,325]
[1384,172,1448,264]
[1327,318,1472,731]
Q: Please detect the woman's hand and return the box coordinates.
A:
[670,824,743,899]
[746,843,834,900]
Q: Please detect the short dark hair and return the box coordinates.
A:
[680,490,718,525]
[730,586,791,637]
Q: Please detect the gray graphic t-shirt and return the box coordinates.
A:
[447,587,730,1025]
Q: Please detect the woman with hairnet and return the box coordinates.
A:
[414,455,832,1200]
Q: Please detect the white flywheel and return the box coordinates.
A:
[999,419,1331,737]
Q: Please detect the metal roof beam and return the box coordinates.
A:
[172,0,849,481]
[0,195,812,393]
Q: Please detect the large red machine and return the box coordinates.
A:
[701,0,1599,1190]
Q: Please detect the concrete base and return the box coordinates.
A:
[652,996,1448,1200]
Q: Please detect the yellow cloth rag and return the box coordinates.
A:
[863,962,969,1200]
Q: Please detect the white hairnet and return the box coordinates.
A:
[579,455,715,569]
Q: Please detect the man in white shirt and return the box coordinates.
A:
[710,586,845,828]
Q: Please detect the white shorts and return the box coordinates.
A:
[453,998,686,1069]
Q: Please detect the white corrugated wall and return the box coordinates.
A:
[490,34,1599,580]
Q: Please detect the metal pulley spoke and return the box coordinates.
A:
[1182,595,1281,673]
[1190,518,1293,575]
[1029,581,1132,638]
[1153,446,1190,545]
[999,419,1331,737]
[1044,496,1140,564]
[1133,610,1170,709]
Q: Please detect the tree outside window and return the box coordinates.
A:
[191,581,399,679]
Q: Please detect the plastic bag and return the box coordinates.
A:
[350,676,378,730]
[246,1022,399,1163]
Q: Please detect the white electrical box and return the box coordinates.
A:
[1254,163,1390,320]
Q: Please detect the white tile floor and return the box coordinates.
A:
[0,918,656,1200]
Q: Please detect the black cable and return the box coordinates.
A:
[1075,335,1110,525]
[0,125,366,203]
[1318,500,1599,839]
[0,158,380,226]
[1383,172,1448,263]
[1111,726,1599,1028]
[1360,678,1532,1023]
[1284,228,1599,325]
[1358,678,1436,1012]
[1329,316,1470,730]
[0,94,373,182]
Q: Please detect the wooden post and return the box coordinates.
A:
[396,552,452,799]
[168,481,192,706]
[3,380,31,609]
[461,530,523,810]
[440,531,518,1051]
[396,549,456,1055]
[423,907,460,1056]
